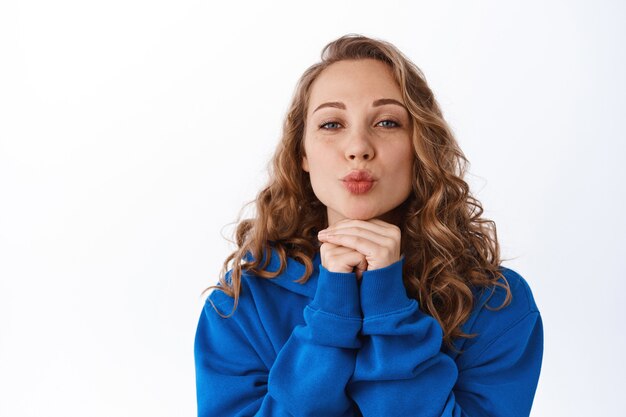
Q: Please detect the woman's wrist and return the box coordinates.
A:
[360,257,413,318]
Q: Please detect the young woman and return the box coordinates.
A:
[194,34,543,417]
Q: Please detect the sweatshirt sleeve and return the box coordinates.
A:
[347,259,543,417]
[194,267,362,417]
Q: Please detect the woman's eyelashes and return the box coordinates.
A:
[318,118,402,130]
[376,119,400,128]
[319,120,342,130]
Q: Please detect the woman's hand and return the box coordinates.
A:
[318,219,401,278]
[319,241,368,279]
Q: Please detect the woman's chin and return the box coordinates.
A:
[328,199,410,225]
[339,207,381,221]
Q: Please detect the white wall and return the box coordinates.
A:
[1,1,624,415]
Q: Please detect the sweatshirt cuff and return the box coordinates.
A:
[310,265,361,319]
[360,257,414,318]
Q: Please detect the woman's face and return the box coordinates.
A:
[302,58,414,226]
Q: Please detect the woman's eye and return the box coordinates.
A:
[377,119,400,128]
[320,121,341,130]
[318,119,400,130]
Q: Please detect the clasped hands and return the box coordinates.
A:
[317,219,401,280]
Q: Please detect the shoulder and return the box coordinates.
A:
[203,268,257,314]
[197,269,272,362]
[194,270,276,385]
[198,262,310,362]
[476,265,541,329]
[450,266,542,360]
[482,266,539,315]
[203,260,304,322]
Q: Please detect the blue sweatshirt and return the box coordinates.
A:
[194,250,543,416]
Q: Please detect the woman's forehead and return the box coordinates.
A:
[307,59,403,112]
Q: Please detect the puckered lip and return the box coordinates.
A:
[341,170,376,182]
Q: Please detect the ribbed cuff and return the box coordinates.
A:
[310,265,361,319]
[360,257,413,318]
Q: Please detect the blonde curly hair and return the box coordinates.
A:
[204,34,511,350]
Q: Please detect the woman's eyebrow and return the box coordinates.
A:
[313,101,345,113]
[313,98,407,114]
[372,98,406,110]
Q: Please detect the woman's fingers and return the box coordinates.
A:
[319,233,398,270]
[319,226,395,250]
[321,218,400,240]
[318,219,401,271]
[320,242,367,277]
[319,230,383,257]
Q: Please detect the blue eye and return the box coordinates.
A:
[377,120,400,128]
[318,120,400,130]
[320,121,341,130]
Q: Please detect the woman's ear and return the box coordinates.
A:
[302,155,309,172]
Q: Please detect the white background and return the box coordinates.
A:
[1,1,624,416]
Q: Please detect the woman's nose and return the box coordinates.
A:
[345,127,375,161]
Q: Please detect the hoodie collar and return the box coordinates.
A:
[260,248,320,298]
